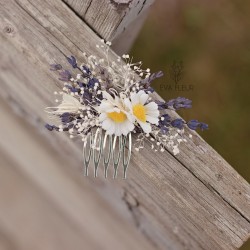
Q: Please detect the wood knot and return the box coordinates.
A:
[215,173,223,181]
[122,190,139,208]
[3,26,14,34]
[110,0,132,12]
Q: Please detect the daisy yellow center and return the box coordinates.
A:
[107,111,127,123]
[133,104,146,122]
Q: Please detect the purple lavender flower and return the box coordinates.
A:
[157,114,171,134]
[167,97,192,110]
[159,114,171,126]
[60,113,74,124]
[155,100,168,110]
[87,78,99,89]
[160,126,169,134]
[145,87,155,93]
[199,122,209,131]
[50,64,62,71]
[45,124,54,131]
[81,65,92,77]
[187,120,200,130]
[45,124,59,131]
[139,71,163,93]
[66,56,78,68]
[69,87,80,93]
[82,88,93,104]
[59,70,72,81]
[171,119,185,129]
[187,120,209,130]
[140,71,164,87]
[77,81,84,88]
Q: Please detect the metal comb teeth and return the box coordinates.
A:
[83,129,132,179]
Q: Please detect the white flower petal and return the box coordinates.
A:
[120,123,128,136]
[99,113,107,122]
[145,110,160,117]
[124,98,132,110]
[127,121,135,132]
[102,91,114,102]
[113,107,121,112]
[106,123,115,135]
[137,90,145,96]
[131,92,139,104]
[102,119,112,130]
[99,101,114,112]
[139,93,149,105]
[145,101,158,111]
[115,124,122,136]
[126,112,135,123]
[114,96,122,106]
[119,125,125,135]
[138,121,152,134]
[146,115,159,125]
[98,93,136,136]
[122,120,134,135]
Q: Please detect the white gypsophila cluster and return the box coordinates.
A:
[134,127,186,155]
[94,40,151,92]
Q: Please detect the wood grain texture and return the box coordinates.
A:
[0,0,249,249]
[62,0,154,54]
[0,98,153,250]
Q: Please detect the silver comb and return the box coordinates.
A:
[83,128,132,179]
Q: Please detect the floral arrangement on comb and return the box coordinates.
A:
[45,40,208,178]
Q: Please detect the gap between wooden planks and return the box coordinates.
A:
[0,0,249,249]
[62,0,155,54]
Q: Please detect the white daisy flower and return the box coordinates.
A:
[125,90,159,134]
[98,92,134,136]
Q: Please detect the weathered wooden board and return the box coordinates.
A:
[62,0,154,54]
[0,98,153,250]
[0,0,249,249]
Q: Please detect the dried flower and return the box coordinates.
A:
[45,40,208,160]
[50,64,62,71]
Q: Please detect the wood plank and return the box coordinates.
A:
[59,0,250,225]
[0,91,153,250]
[62,0,250,226]
[0,0,249,249]
[62,0,154,53]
